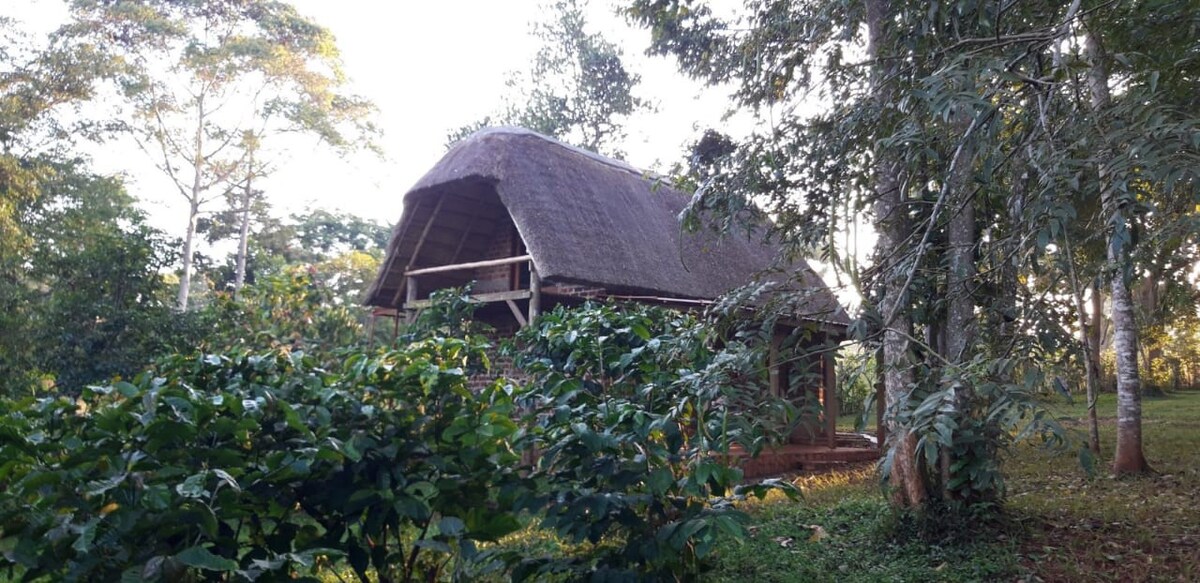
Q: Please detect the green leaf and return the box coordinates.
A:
[177,472,208,498]
[83,473,127,497]
[174,545,238,572]
[437,516,465,536]
[72,517,100,553]
[646,467,674,495]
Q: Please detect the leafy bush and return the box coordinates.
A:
[0,338,525,582]
[510,302,791,580]
[196,267,368,365]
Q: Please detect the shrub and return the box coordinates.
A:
[510,302,791,580]
[0,339,524,582]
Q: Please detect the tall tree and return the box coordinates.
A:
[449,0,647,156]
[63,0,376,309]
[862,0,924,508]
[629,0,1198,508]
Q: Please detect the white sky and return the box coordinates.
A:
[7,0,732,229]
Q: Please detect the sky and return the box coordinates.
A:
[7,0,734,231]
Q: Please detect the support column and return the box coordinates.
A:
[824,350,838,449]
[527,262,541,327]
[405,276,418,324]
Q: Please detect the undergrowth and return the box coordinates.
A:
[708,390,1200,582]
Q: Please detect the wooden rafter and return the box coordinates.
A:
[373,198,422,303]
[391,197,445,306]
[449,214,478,264]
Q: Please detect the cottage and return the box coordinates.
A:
[364,127,876,476]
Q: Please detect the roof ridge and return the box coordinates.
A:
[468,126,672,186]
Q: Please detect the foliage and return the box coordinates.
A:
[0,339,526,583]
[836,347,875,425]
[0,16,117,258]
[206,208,390,302]
[510,302,793,580]
[448,0,648,157]
[1,295,798,582]
[61,0,378,309]
[629,0,1200,504]
[197,266,368,366]
[0,160,187,397]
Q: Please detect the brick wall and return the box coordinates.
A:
[472,222,519,293]
[543,283,606,299]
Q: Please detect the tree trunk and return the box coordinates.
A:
[1085,30,1149,475]
[941,107,977,497]
[1090,280,1104,385]
[868,0,926,508]
[178,98,207,311]
[233,166,253,295]
[1065,238,1102,454]
[177,197,199,310]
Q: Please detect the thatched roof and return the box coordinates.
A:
[364,127,849,328]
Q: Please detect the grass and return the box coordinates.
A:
[1006,390,1200,581]
[706,390,1200,582]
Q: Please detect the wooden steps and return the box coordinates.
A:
[726,433,881,479]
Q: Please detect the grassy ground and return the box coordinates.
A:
[706,390,1200,582]
[1007,391,1200,581]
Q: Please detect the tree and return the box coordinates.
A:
[449,0,648,156]
[63,0,376,310]
[0,15,115,261]
[864,0,925,507]
[629,0,1198,508]
[0,160,184,395]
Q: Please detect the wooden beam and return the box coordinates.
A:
[391,197,445,306]
[403,289,531,309]
[372,198,422,305]
[528,261,541,326]
[449,214,478,263]
[505,299,528,327]
[824,350,838,449]
[404,254,532,277]
[408,197,445,270]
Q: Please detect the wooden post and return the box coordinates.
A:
[824,350,838,449]
[527,261,541,326]
[405,276,418,323]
